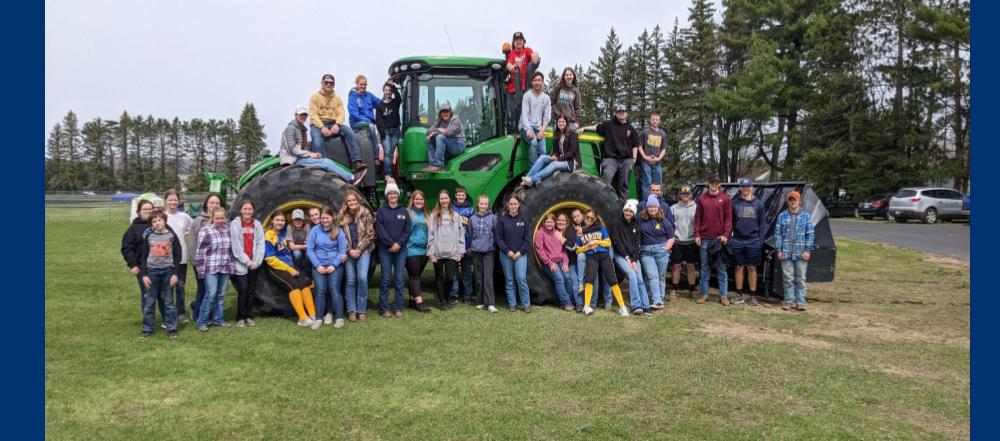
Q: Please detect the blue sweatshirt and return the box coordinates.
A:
[376,204,412,250]
[407,210,428,256]
[575,224,611,255]
[639,213,676,246]
[732,197,767,243]
[454,200,474,247]
[348,88,382,126]
[469,211,497,253]
[307,224,347,268]
[495,212,530,255]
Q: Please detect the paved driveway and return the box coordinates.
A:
[830,219,970,261]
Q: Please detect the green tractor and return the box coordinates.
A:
[209,55,629,315]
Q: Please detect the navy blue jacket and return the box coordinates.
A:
[639,211,675,246]
[495,212,530,255]
[375,204,412,249]
[732,197,767,243]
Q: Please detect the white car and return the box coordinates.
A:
[888,187,969,224]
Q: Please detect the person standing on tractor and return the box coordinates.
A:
[230,199,265,327]
[280,105,363,186]
[187,194,224,320]
[263,211,318,328]
[422,103,465,173]
[449,187,475,305]
[308,205,348,328]
[669,184,699,299]
[576,210,630,317]
[138,210,182,339]
[694,174,733,305]
[376,81,403,178]
[578,105,639,200]
[428,190,466,311]
[521,115,579,187]
[610,199,650,315]
[308,74,368,181]
[638,112,667,200]
[550,67,582,130]
[495,195,532,313]
[405,190,433,313]
[469,195,498,313]
[519,71,551,165]
[163,189,192,323]
[504,31,541,129]
[775,191,814,311]
[194,207,234,332]
[639,196,676,310]
[340,190,375,322]
[348,75,384,158]
[375,182,412,318]
[730,177,767,306]
[535,214,574,311]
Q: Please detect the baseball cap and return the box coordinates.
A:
[321,74,335,83]
[737,177,753,186]
[439,102,452,113]
[512,31,525,42]
[787,191,801,201]
[708,174,721,183]
[291,209,305,220]
[294,105,308,115]
[615,104,627,113]
[679,184,692,194]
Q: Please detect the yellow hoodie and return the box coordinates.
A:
[309,88,345,127]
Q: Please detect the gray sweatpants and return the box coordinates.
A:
[601,158,634,199]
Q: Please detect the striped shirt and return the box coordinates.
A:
[194,224,234,278]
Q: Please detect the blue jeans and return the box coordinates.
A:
[565,261,579,306]
[313,266,345,319]
[378,246,407,313]
[426,135,465,168]
[699,241,729,297]
[520,127,546,164]
[345,251,371,314]
[781,259,808,305]
[526,155,569,183]
[614,255,649,310]
[544,264,573,308]
[191,277,205,320]
[640,161,662,200]
[381,127,401,177]
[295,157,354,182]
[143,268,178,333]
[640,244,671,305]
[197,273,229,327]
[310,122,361,163]
[450,254,474,301]
[498,253,530,308]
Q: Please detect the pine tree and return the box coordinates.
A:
[590,28,624,121]
[237,103,267,172]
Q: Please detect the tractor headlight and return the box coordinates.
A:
[400,64,409,71]
[410,63,421,70]
[491,63,502,70]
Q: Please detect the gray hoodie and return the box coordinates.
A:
[229,217,265,275]
[670,200,698,244]
[468,211,497,253]
[427,211,466,259]
[279,119,312,166]
[429,116,465,143]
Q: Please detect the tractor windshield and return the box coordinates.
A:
[402,73,498,146]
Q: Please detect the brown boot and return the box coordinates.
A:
[696,295,708,304]
[358,313,367,321]
[668,290,678,302]
[720,296,731,306]
[348,312,357,322]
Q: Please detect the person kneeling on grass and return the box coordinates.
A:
[535,213,574,311]
[280,105,365,186]
[139,210,182,339]
[422,103,465,173]
[263,211,318,327]
[521,114,579,187]
[775,191,814,311]
[469,195,498,313]
[576,210,629,317]
[194,207,234,332]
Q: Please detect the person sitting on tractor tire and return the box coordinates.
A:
[521,115,579,187]
[575,209,630,317]
[340,190,376,322]
[348,75,384,159]
[280,105,365,186]
[519,71,551,164]
[263,211,318,327]
[504,31,541,131]
[550,67,582,130]
[376,81,403,178]
[308,74,368,175]
[422,102,465,173]
[427,190,466,311]
[495,195,532,313]
[288,209,311,275]
[578,104,639,200]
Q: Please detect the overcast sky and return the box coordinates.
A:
[46,0,698,153]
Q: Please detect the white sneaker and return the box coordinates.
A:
[236,319,246,328]
[310,319,323,330]
[323,313,333,325]
[245,318,256,326]
[583,306,594,316]
[619,307,630,317]
[476,304,484,309]
[333,319,345,329]
[488,305,498,313]
[297,319,312,327]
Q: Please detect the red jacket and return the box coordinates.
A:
[695,191,733,240]
[534,227,567,266]
[506,47,534,93]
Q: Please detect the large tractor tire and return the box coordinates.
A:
[229,165,356,316]
[517,171,624,305]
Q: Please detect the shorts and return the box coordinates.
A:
[670,242,699,266]
[583,252,618,286]
[731,241,762,266]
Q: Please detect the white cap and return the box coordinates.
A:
[384,182,400,195]
[294,105,308,115]
[291,209,305,220]
[623,199,639,214]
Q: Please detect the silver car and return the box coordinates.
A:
[888,187,969,224]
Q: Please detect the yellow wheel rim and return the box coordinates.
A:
[262,200,325,228]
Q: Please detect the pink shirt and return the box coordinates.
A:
[534,227,567,266]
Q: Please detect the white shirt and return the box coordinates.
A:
[166,210,194,264]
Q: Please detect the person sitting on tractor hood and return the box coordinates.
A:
[422,102,465,173]
[578,105,639,200]
[519,71,552,164]
[348,75,384,157]
[280,106,364,186]
[308,73,368,177]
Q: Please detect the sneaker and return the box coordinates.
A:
[168,331,179,339]
[333,319,345,328]
[217,321,232,328]
[160,323,168,330]
[465,298,476,305]
[575,306,583,313]
[421,165,443,173]
[796,304,807,311]
[476,304,485,309]
[352,160,367,171]
[563,305,574,312]
[643,309,653,315]
[139,331,153,339]
[358,313,367,321]
[583,306,594,316]
[236,320,246,328]
[618,307,630,317]
[297,319,313,327]
[178,314,189,323]
[324,313,334,325]
[688,288,698,298]
[414,303,431,313]
[748,296,759,306]
[632,308,644,316]
[509,306,517,312]
[245,318,256,326]
[348,312,357,322]
[781,303,792,311]
[310,319,323,330]
[731,294,745,305]
[604,304,612,311]
[696,296,708,304]
[651,303,664,310]
[524,307,532,314]
[381,312,392,318]
[197,325,209,332]
[394,311,403,318]
[448,298,459,305]
[351,168,368,186]
[521,176,533,187]
[488,305,498,313]
[720,296,731,306]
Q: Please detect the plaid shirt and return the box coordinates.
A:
[774,209,814,260]
[194,224,234,278]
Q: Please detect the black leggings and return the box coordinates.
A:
[584,252,618,286]
[406,255,429,299]
[265,265,310,291]
[433,259,457,304]
[231,268,259,321]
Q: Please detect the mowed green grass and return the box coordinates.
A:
[46,206,970,440]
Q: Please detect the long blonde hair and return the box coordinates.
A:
[407,190,430,225]
[338,190,370,226]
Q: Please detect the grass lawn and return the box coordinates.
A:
[46,206,970,440]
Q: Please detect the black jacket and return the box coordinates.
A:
[121,218,151,269]
[375,84,402,139]
[552,130,581,171]
[596,118,638,160]
[609,216,641,261]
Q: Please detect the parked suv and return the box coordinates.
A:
[856,192,894,221]
[888,187,969,224]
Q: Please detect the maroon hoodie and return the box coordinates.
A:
[695,191,733,240]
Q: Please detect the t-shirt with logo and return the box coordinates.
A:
[640,127,667,159]
[505,47,534,93]
[242,220,255,260]
[145,229,176,271]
